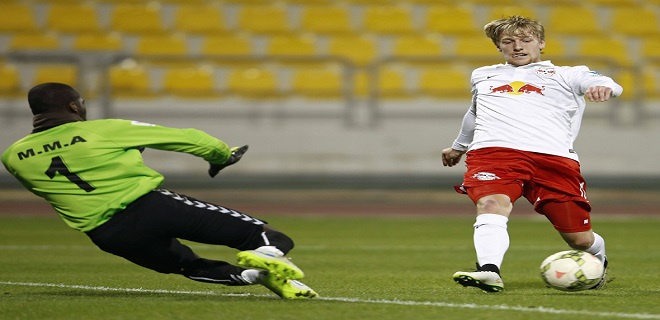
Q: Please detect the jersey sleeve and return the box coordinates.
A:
[563,66,624,98]
[92,120,232,165]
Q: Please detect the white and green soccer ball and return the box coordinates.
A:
[539,250,604,291]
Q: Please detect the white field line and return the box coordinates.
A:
[1,281,659,319]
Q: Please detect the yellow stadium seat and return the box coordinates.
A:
[0,63,21,97]
[582,0,638,6]
[135,33,188,59]
[299,5,354,35]
[72,32,123,52]
[110,3,165,34]
[173,4,228,35]
[291,67,343,98]
[611,7,659,38]
[0,4,39,32]
[540,36,567,59]
[237,5,292,35]
[226,67,279,98]
[108,60,153,98]
[486,6,536,21]
[201,33,254,57]
[453,35,502,65]
[363,5,415,35]
[391,35,442,59]
[46,3,101,34]
[547,6,603,36]
[327,35,378,67]
[33,64,78,87]
[355,67,408,98]
[285,0,334,4]
[9,32,60,52]
[418,67,471,98]
[163,65,217,97]
[576,37,631,67]
[640,39,660,60]
[266,34,319,64]
[425,5,481,36]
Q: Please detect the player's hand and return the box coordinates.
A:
[442,147,465,167]
[208,145,249,178]
[585,86,614,102]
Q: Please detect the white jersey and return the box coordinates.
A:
[453,61,623,162]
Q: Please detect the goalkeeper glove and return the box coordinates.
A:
[208,145,249,178]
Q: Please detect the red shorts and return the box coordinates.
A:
[456,147,592,232]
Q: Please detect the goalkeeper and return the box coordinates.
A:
[2,82,317,299]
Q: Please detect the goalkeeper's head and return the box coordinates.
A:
[28,82,87,121]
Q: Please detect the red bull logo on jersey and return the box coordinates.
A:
[490,81,545,96]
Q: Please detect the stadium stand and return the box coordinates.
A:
[236,5,293,35]
[163,65,217,98]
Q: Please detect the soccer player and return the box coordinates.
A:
[2,82,317,299]
[441,16,621,292]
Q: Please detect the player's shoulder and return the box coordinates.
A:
[471,64,505,79]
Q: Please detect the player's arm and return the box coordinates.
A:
[442,107,475,167]
[569,67,624,102]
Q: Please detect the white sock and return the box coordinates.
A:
[473,213,510,269]
[240,269,263,284]
[586,232,607,265]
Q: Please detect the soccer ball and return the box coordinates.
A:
[539,250,604,291]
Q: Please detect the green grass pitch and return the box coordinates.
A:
[0,213,658,320]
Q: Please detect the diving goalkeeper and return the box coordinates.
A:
[2,82,317,299]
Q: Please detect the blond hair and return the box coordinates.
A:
[484,16,545,47]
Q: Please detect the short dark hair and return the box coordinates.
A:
[27,82,81,115]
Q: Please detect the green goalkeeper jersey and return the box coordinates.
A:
[2,119,232,232]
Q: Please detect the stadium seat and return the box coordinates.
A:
[72,32,124,52]
[453,35,503,65]
[576,36,631,67]
[110,3,165,34]
[134,33,188,60]
[33,64,78,87]
[425,5,481,36]
[486,5,536,21]
[291,67,343,98]
[8,32,60,52]
[0,3,39,33]
[582,0,638,6]
[363,5,416,35]
[236,5,292,35]
[299,5,355,35]
[108,60,153,98]
[173,4,228,35]
[610,7,659,38]
[354,67,408,98]
[163,65,217,97]
[327,35,378,67]
[284,0,334,5]
[0,63,21,97]
[201,33,253,56]
[640,39,660,61]
[391,35,443,60]
[266,34,318,58]
[46,3,102,34]
[226,67,280,98]
[418,67,471,98]
[546,6,603,36]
